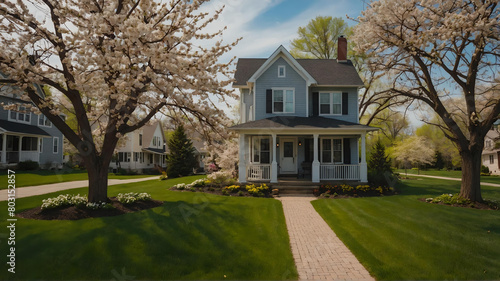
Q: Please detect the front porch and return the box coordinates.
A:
[0,133,47,165]
[238,133,369,183]
[246,163,362,182]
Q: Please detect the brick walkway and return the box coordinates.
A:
[278,195,374,280]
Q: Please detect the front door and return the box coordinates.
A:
[280,138,297,174]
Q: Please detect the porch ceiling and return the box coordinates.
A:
[229,116,378,133]
[0,120,50,137]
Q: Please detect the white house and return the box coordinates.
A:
[482,122,500,175]
[110,122,167,173]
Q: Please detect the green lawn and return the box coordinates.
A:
[312,178,500,280]
[0,176,297,280]
[0,169,154,189]
[396,168,500,185]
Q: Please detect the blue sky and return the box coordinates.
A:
[200,0,423,127]
[202,0,368,60]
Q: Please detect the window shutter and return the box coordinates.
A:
[266,89,272,113]
[342,92,348,115]
[312,92,319,116]
[343,138,351,164]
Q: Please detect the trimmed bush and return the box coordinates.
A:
[18,160,39,170]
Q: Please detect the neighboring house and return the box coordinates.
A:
[482,121,500,175]
[229,37,376,183]
[0,76,64,169]
[191,136,208,173]
[109,122,167,173]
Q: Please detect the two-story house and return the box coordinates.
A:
[482,121,500,175]
[229,37,376,183]
[0,76,64,169]
[110,122,167,173]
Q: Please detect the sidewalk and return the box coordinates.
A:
[278,195,374,280]
[0,176,158,201]
[406,174,500,187]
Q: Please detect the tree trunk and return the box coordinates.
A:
[459,149,483,202]
[86,156,110,203]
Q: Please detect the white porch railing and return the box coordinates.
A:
[247,164,271,181]
[320,164,360,181]
[19,151,39,162]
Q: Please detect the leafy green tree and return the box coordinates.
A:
[368,140,394,186]
[416,120,461,170]
[166,125,196,178]
[434,151,445,170]
[290,16,351,59]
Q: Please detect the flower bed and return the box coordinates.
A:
[170,178,272,198]
[41,192,152,210]
[314,183,396,198]
[424,193,500,210]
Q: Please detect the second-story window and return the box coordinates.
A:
[8,106,31,124]
[278,65,286,77]
[38,115,52,127]
[319,92,342,115]
[273,88,294,113]
[139,134,143,146]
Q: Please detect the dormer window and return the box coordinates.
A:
[278,65,286,78]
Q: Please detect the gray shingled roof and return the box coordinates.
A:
[229,116,377,131]
[0,119,50,136]
[233,58,364,87]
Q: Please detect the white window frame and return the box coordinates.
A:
[139,134,143,146]
[38,114,52,127]
[278,65,286,78]
[53,137,59,154]
[250,136,271,164]
[319,92,342,116]
[490,154,495,164]
[8,106,31,124]
[272,88,295,114]
[320,137,343,164]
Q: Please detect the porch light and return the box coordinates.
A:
[276,143,279,147]
[298,141,302,146]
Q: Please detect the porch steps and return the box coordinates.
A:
[273,179,319,195]
[277,185,318,195]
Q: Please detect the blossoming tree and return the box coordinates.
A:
[353,0,499,201]
[0,0,238,203]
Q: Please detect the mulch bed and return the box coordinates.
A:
[17,198,164,220]
[418,198,499,210]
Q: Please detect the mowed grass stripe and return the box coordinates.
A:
[0,176,297,280]
[312,178,500,280]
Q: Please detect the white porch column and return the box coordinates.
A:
[238,134,247,183]
[1,134,6,163]
[360,132,368,182]
[312,134,320,183]
[271,134,278,183]
[18,136,23,162]
[37,137,40,163]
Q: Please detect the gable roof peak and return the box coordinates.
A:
[247,45,317,85]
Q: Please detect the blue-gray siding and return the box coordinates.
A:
[0,95,64,166]
[255,57,307,120]
[309,86,359,123]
